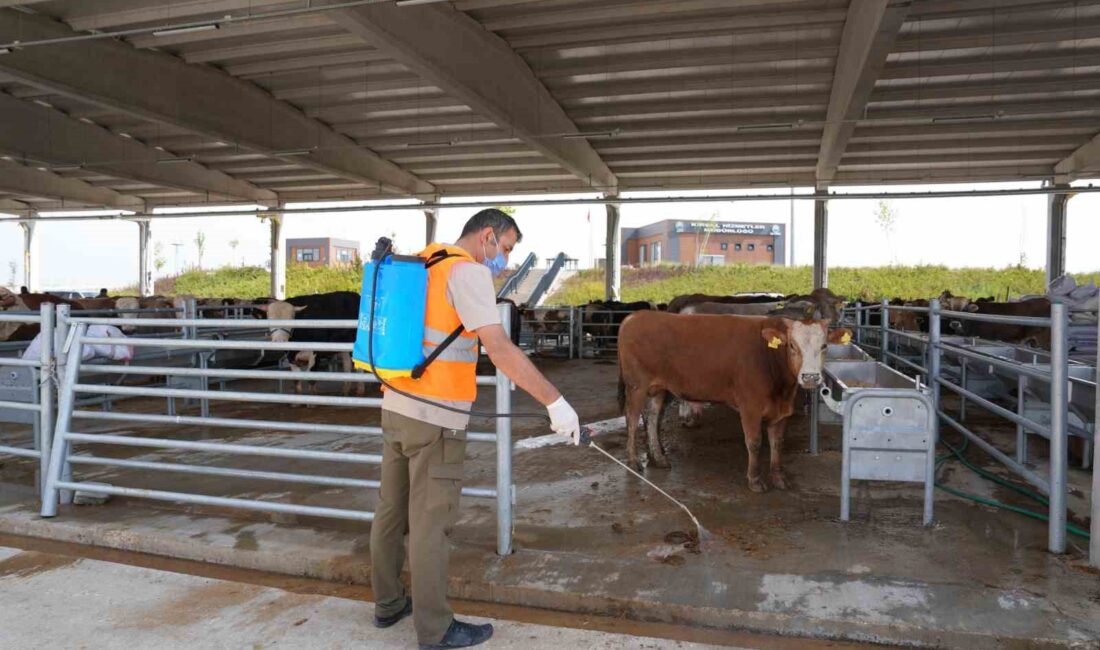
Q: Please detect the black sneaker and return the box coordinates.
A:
[373,598,412,629]
[419,619,494,649]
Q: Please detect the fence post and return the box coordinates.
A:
[41,320,85,517]
[495,303,513,556]
[854,301,863,346]
[880,299,889,363]
[928,299,941,420]
[1048,300,1068,554]
[37,302,55,496]
[1090,309,1100,567]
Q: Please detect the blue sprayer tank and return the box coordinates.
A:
[353,249,427,379]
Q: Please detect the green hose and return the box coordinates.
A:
[934,432,1091,540]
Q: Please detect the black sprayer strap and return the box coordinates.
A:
[411,247,467,380]
[411,324,466,379]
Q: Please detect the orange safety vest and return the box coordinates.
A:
[385,243,481,402]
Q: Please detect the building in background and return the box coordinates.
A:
[622,220,786,266]
[286,237,360,268]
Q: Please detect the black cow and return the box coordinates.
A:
[256,291,364,397]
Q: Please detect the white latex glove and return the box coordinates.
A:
[547,396,581,446]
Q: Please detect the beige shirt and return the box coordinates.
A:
[382,260,501,430]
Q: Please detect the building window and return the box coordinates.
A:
[734,243,742,251]
[296,248,320,262]
[639,244,647,264]
[652,242,662,263]
[720,242,728,251]
[337,249,354,263]
[747,244,755,252]
[767,244,774,252]
[699,254,725,266]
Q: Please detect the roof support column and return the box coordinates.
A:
[269,210,286,300]
[813,191,828,290]
[1046,186,1071,290]
[19,218,39,292]
[604,196,622,301]
[424,197,439,246]
[137,221,154,297]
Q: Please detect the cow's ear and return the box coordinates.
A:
[294,305,308,313]
[761,327,787,349]
[828,328,853,345]
[965,304,980,312]
[255,304,269,313]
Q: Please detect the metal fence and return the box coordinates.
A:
[0,304,55,494]
[39,303,517,556]
[843,298,1089,554]
[518,305,575,357]
[577,308,635,358]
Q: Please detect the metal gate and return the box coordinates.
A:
[41,304,516,555]
[0,304,55,494]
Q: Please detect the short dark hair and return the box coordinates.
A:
[460,208,522,243]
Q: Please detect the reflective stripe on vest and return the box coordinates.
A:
[423,326,479,363]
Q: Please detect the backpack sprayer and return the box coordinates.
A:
[353,237,711,546]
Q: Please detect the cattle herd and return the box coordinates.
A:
[1,284,1072,493]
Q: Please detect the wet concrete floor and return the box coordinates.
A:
[1,357,1098,647]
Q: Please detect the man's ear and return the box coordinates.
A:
[761,327,787,349]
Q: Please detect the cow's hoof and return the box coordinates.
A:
[628,460,644,473]
[747,477,768,493]
[648,456,671,470]
[680,419,699,429]
[769,473,790,491]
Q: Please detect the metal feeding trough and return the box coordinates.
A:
[815,347,937,526]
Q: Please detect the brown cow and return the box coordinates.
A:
[0,289,81,341]
[953,298,1052,348]
[618,311,850,492]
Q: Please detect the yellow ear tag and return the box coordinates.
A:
[768,337,782,349]
[841,332,852,345]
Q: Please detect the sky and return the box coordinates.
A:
[0,180,1097,292]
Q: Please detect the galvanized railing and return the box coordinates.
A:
[41,303,517,555]
[518,305,575,357]
[577,308,637,358]
[0,304,55,494]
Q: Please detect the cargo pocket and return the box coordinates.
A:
[428,428,467,527]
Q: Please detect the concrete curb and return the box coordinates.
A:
[1,501,1096,650]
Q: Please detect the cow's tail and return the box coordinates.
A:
[617,370,626,414]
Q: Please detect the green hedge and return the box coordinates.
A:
[123,263,1100,304]
[548,264,1100,305]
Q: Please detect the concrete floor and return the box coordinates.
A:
[0,544,736,649]
[1,358,1098,648]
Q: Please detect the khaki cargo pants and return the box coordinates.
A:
[370,409,467,645]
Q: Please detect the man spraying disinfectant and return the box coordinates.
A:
[353,209,581,649]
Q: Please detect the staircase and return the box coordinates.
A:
[511,269,547,305]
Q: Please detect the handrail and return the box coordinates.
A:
[497,252,537,299]
[525,252,567,307]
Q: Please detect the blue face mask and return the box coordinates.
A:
[483,236,507,277]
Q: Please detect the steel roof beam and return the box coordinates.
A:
[816,0,909,186]
[1055,132,1100,182]
[0,8,434,197]
[0,160,145,209]
[335,2,616,190]
[0,93,276,204]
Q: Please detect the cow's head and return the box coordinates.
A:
[938,290,971,312]
[256,300,307,342]
[0,287,19,309]
[113,296,141,333]
[762,321,852,389]
[292,350,316,371]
